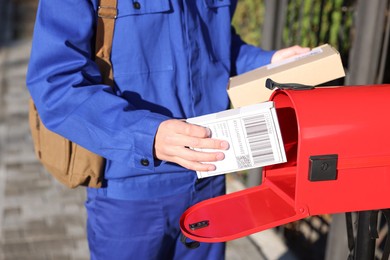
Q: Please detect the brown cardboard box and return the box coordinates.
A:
[227,44,345,108]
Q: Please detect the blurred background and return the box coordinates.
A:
[0,0,389,259]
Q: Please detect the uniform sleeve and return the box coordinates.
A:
[230,26,276,76]
[26,0,168,170]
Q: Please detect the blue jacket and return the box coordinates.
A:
[26,0,275,179]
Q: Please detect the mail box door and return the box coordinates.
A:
[180,182,309,243]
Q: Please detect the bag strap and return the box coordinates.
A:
[95,0,118,86]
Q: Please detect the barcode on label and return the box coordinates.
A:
[236,155,251,168]
[243,115,274,165]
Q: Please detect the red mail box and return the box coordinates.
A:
[180,84,390,243]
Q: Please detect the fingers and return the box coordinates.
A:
[168,134,229,150]
[161,144,225,162]
[156,143,226,172]
[271,45,311,63]
[158,120,229,150]
[165,146,225,171]
[287,45,311,55]
[279,45,310,58]
[163,119,211,138]
[175,157,218,172]
[154,119,230,172]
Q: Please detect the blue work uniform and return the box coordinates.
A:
[26,0,275,259]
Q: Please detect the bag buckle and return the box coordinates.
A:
[98,6,118,19]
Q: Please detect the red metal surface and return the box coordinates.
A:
[180,84,390,243]
[270,84,390,215]
[180,179,309,243]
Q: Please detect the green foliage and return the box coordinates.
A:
[232,0,354,56]
[232,0,264,47]
[283,0,354,54]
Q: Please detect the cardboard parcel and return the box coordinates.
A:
[227,44,345,108]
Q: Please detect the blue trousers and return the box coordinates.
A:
[85,172,226,260]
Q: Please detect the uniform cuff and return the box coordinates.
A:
[133,113,170,171]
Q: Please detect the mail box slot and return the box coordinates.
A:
[180,84,390,243]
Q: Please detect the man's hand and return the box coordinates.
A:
[154,119,229,172]
[271,45,310,63]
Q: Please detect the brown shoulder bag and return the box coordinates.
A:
[28,0,118,188]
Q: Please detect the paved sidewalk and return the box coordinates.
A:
[0,40,296,260]
[0,40,89,260]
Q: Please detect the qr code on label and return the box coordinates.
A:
[236,155,252,168]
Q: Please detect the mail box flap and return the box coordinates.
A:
[180,182,309,243]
